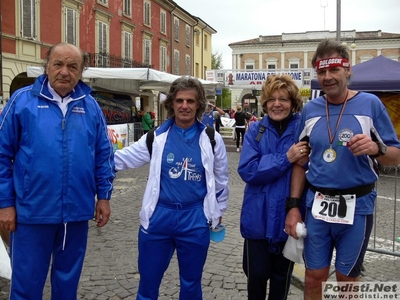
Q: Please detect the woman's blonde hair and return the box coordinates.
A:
[260,74,302,113]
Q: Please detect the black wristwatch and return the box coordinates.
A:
[371,141,387,158]
[285,197,301,213]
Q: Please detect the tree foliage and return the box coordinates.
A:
[211,51,223,69]
[216,88,231,109]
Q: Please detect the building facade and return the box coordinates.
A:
[230,30,400,70]
[209,30,400,115]
[0,0,216,110]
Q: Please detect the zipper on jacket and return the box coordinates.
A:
[62,119,66,130]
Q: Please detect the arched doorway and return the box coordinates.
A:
[240,93,258,116]
[10,72,35,97]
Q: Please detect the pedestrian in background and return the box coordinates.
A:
[229,108,236,119]
[238,74,309,299]
[285,39,400,299]
[142,105,154,133]
[234,105,251,152]
[201,102,225,129]
[114,76,229,300]
[0,43,115,299]
[247,111,258,127]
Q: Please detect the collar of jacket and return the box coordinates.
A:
[268,113,295,137]
[31,74,92,102]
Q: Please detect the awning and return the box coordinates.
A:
[27,67,221,95]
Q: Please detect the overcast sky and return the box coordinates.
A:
[174,0,400,69]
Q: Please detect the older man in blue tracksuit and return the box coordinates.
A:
[0,43,115,299]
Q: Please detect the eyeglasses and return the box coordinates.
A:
[266,97,291,104]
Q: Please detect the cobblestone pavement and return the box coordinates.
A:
[1,151,399,299]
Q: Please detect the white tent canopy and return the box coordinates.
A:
[27,67,221,95]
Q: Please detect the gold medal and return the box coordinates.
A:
[323,148,336,163]
[324,91,349,163]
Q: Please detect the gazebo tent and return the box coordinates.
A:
[311,55,400,139]
[26,66,222,129]
[27,67,221,95]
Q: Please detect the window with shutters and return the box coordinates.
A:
[65,8,77,45]
[204,34,208,51]
[160,46,167,72]
[160,10,166,34]
[185,25,190,47]
[21,0,36,39]
[185,55,191,75]
[123,0,131,17]
[144,0,151,26]
[98,21,109,67]
[174,51,180,75]
[174,18,179,41]
[143,39,151,66]
[123,31,132,67]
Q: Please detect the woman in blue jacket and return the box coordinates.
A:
[237,74,309,299]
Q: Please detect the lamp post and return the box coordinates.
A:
[336,0,357,61]
[336,0,341,42]
[341,38,356,50]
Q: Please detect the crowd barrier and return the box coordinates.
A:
[371,165,400,257]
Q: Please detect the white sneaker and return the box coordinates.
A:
[236,148,240,152]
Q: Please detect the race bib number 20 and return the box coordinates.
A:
[311,192,356,225]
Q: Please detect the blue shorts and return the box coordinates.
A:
[304,208,373,277]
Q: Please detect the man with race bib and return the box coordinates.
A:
[284,39,400,300]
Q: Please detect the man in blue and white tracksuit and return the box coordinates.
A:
[114,76,229,300]
[0,43,115,299]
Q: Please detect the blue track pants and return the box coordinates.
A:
[137,202,210,300]
[9,221,89,300]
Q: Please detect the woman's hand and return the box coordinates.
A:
[287,141,310,164]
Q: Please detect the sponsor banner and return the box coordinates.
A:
[300,88,311,97]
[206,70,216,82]
[223,69,313,88]
[92,92,135,125]
[107,124,128,152]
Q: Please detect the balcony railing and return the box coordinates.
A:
[87,52,153,69]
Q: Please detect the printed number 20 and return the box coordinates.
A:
[319,201,338,217]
